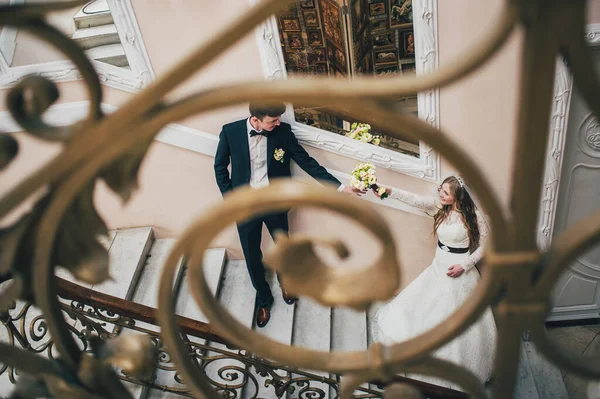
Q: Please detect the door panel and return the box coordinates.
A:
[548,51,600,321]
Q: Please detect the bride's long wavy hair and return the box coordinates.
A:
[433,176,480,253]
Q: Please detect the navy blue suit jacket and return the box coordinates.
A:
[214,119,341,195]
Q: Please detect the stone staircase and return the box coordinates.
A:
[0,226,572,398]
[101,228,371,398]
[71,0,129,68]
[0,226,371,398]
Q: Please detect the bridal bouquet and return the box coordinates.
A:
[345,123,381,146]
[349,162,389,199]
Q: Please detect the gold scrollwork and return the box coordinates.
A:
[1,0,600,397]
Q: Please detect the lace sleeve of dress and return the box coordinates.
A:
[389,187,438,213]
[461,210,490,271]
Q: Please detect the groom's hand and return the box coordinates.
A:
[446,264,464,278]
[342,186,367,196]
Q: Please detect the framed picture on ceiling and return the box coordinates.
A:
[319,0,344,50]
[308,47,326,63]
[374,48,398,65]
[303,10,319,27]
[281,17,301,32]
[372,31,395,47]
[287,33,304,49]
[400,30,415,58]
[307,30,324,47]
[376,65,399,76]
[401,62,416,74]
[389,0,413,29]
[369,0,386,17]
[300,0,315,8]
[370,16,388,32]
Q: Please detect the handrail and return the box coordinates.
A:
[55,276,229,346]
[54,276,468,398]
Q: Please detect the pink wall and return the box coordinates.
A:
[437,0,522,212]
[1,0,535,282]
[590,1,600,24]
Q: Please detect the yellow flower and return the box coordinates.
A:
[274,148,285,163]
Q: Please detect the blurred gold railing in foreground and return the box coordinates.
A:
[1,276,466,398]
[0,0,599,398]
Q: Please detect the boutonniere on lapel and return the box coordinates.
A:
[273,148,285,163]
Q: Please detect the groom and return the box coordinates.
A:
[214,102,361,327]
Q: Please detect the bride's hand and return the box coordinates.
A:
[446,264,464,278]
[372,186,392,198]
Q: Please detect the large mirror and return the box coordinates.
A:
[275,0,419,157]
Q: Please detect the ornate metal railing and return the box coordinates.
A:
[1,0,600,397]
[1,278,467,398]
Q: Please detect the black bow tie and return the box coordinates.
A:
[250,130,268,137]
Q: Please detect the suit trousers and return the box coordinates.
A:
[236,211,289,308]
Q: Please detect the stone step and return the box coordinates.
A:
[331,307,368,396]
[91,227,154,300]
[86,43,128,67]
[515,343,541,399]
[55,230,117,287]
[130,238,185,333]
[72,24,120,50]
[175,248,227,343]
[122,381,147,398]
[256,272,295,345]
[73,0,113,29]
[244,271,296,399]
[144,248,227,398]
[209,260,256,399]
[515,340,569,399]
[331,307,367,352]
[56,227,144,315]
[291,297,332,398]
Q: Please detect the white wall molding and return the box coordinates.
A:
[0,101,430,218]
[537,57,572,251]
[107,0,154,86]
[536,23,600,250]
[0,0,154,93]
[250,0,441,182]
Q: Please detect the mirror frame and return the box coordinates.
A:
[251,0,440,182]
[0,0,154,92]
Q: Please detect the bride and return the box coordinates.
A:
[370,175,496,389]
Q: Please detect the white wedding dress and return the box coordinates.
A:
[370,188,497,389]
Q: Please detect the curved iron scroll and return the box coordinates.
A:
[0,0,600,398]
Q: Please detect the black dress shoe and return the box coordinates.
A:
[282,288,297,305]
[256,306,271,328]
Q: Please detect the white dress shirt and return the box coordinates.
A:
[246,118,345,192]
[247,118,270,189]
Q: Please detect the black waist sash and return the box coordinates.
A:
[438,240,469,254]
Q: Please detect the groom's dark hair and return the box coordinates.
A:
[249,102,286,120]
